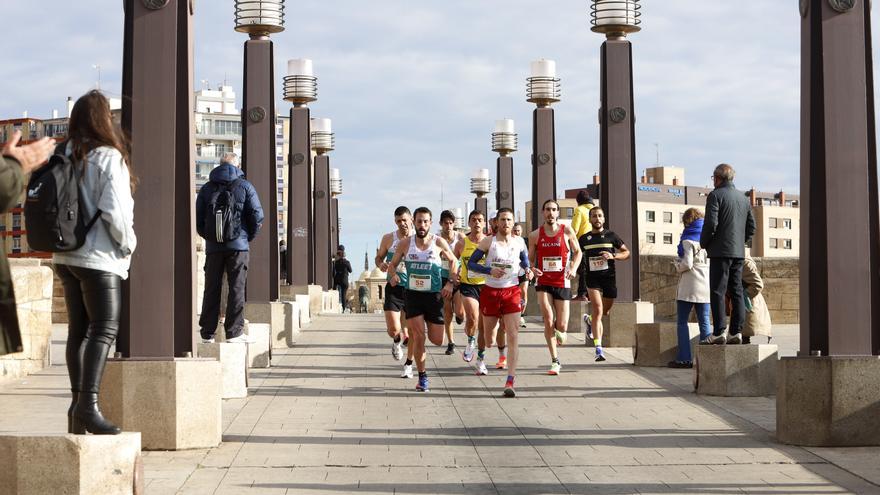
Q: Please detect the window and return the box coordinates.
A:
[646,232,655,244]
[12,214,21,230]
[770,238,778,249]
[645,211,655,223]
[378,285,384,300]
[783,218,792,229]
[12,237,21,253]
[663,233,673,244]
[769,218,778,228]
[663,212,673,223]
[783,239,792,249]
[563,208,574,218]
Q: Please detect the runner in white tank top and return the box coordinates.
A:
[438,210,465,356]
[375,207,415,377]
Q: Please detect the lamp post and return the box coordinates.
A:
[236,0,284,302]
[330,167,342,267]
[591,0,641,302]
[492,119,517,211]
[527,59,560,232]
[312,118,334,290]
[471,168,491,228]
[283,59,317,287]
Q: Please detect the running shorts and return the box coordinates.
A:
[535,285,572,301]
[480,285,523,317]
[404,290,444,325]
[459,283,483,301]
[383,283,407,312]
[584,275,617,299]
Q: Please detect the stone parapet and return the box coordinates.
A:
[634,321,698,367]
[695,344,778,397]
[1,261,53,385]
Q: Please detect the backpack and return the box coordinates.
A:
[204,179,243,243]
[24,142,101,252]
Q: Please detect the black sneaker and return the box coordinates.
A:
[445,343,456,355]
[667,360,693,369]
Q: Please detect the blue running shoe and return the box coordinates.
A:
[416,375,429,392]
[595,346,606,362]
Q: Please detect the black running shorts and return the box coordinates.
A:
[535,285,572,301]
[459,283,483,301]
[584,275,617,299]
[383,283,407,312]
[404,290,444,325]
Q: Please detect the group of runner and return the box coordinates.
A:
[375,200,631,398]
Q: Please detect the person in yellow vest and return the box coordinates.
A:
[569,190,594,301]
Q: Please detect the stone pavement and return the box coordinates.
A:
[1,314,879,494]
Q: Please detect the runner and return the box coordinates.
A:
[468,208,534,397]
[528,200,582,375]
[387,207,458,392]
[453,210,486,372]
[579,207,631,362]
[438,210,465,355]
[513,223,529,329]
[375,206,415,377]
[485,211,507,372]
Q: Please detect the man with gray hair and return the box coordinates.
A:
[700,163,756,344]
[195,152,264,343]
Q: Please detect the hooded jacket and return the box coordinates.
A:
[196,162,264,254]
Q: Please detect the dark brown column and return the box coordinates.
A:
[800,0,879,356]
[120,0,195,358]
[242,39,278,303]
[313,155,332,290]
[599,39,640,303]
[286,107,312,287]
[530,108,557,231]
[475,197,488,232]
[330,197,339,256]
[496,156,514,211]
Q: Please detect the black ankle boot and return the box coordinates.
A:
[67,391,79,434]
[71,392,121,435]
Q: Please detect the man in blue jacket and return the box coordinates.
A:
[196,152,264,343]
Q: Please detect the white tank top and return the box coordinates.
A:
[485,236,526,289]
[439,232,460,274]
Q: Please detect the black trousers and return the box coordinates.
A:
[199,251,249,340]
[56,264,121,393]
[709,257,746,337]
[335,283,348,312]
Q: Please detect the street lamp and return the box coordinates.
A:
[284,58,318,287]
[237,0,285,302]
[591,0,641,302]
[312,118,335,290]
[471,168,491,225]
[527,59,559,231]
[492,119,517,211]
[330,168,342,265]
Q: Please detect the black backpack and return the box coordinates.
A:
[24,142,100,252]
[204,179,243,243]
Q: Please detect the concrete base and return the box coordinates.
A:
[197,343,248,399]
[0,433,142,495]
[281,301,301,346]
[100,359,221,450]
[295,294,311,326]
[245,323,271,368]
[634,322,698,367]
[244,301,287,349]
[573,301,655,348]
[777,356,880,446]
[323,290,341,314]
[695,344,778,397]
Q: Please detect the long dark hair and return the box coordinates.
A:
[68,90,136,192]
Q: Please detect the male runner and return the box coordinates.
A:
[513,223,529,330]
[529,200,582,375]
[438,210,465,355]
[376,206,415,377]
[453,210,486,371]
[580,207,631,362]
[468,208,534,397]
[387,207,457,392]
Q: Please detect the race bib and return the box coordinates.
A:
[589,256,609,272]
[542,256,563,272]
[441,259,451,271]
[408,274,431,292]
[491,261,513,277]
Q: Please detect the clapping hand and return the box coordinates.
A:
[2,131,54,175]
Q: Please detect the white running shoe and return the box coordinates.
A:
[392,340,403,361]
[227,334,256,344]
[583,314,593,340]
[463,341,476,362]
[520,317,527,328]
[401,364,413,378]
[476,359,488,376]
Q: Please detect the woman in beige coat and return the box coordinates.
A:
[742,255,771,343]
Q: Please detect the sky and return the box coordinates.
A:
[3,1,874,273]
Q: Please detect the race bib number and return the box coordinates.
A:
[542,256,563,272]
[408,274,431,292]
[589,256,609,272]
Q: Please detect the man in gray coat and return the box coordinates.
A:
[699,164,756,344]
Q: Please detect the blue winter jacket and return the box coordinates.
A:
[196,163,264,254]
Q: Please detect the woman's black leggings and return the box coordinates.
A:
[56,264,122,394]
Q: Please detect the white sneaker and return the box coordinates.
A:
[401,364,413,378]
[391,340,403,361]
[476,359,488,376]
[520,317,527,328]
[462,341,475,362]
[583,314,593,340]
[201,338,215,344]
[226,334,256,344]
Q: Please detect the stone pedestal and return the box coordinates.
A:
[245,301,290,349]
[281,301,301,346]
[100,359,221,450]
[295,294,311,326]
[1,261,53,385]
[244,323,271,368]
[777,356,880,446]
[197,343,248,399]
[0,433,142,495]
[695,344,778,397]
[323,289,341,313]
[573,301,654,348]
[634,322,698,367]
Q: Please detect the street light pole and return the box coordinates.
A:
[527,59,560,232]
[330,167,342,268]
[592,0,641,302]
[236,0,284,302]
[312,118,334,290]
[492,118,517,211]
[471,169,491,229]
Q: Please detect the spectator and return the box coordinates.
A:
[333,247,352,312]
[196,152,263,344]
[742,255,772,343]
[570,190,594,301]
[53,91,137,435]
[699,163,756,345]
[0,131,53,356]
[668,208,712,368]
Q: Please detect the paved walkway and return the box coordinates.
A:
[1,314,879,494]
